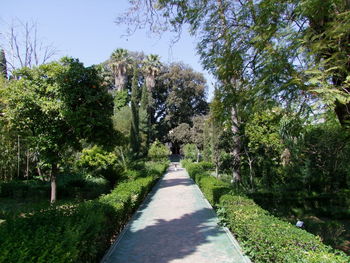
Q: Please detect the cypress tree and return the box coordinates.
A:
[140,82,148,111]
[130,64,140,154]
[0,49,7,79]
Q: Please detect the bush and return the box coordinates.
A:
[0,160,169,263]
[182,143,198,161]
[0,201,117,263]
[148,140,170,161]
[182,161,349,263]
[220,194,349,263]
[0,175,110,201]
[76,145,122,185]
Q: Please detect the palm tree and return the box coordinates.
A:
[110,48,131,92]
[142,54,161,92]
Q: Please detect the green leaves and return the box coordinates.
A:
[147,140,170,161]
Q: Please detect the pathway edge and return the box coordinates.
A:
[100,169,169,263]
[183,168,252,263]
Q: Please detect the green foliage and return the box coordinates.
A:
[182,161,349,263]
[182,161,228,205]
[0,175,109,202]
[1,57,116,200]
[130,64,140,154]
[147,140,170,161]
[245,108,284,154]
[0,160,169,263]
[113,106,132,139]
[298,124,350,192]
[76,146,121,185]
[113,90,129,112]
[0,201,117,263]
[169,123,192,148]
[140,83,149,111]
[182,143,198,161]
[220,194,349,263]
[153,63,208,141]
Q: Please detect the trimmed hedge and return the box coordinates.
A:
[0,161,169,263]
[250,190,350,219]
[182,161,350,263]
[0,175,110,200]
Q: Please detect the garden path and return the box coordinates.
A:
[101,163,251,263]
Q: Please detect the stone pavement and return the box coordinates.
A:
[101,163,251,263]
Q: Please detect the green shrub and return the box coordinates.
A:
[182,161,349,263]
[0,175,110,201]
[182,143,198,161]
[197,176,230,205]
[0,160,169,263]
[76,145,122,185]
[219,194,349,263]
[183,161,230,206]
[0,180,49,199]
[148,140,171,161]
[0,201,117,263]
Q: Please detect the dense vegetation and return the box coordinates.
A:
[0,160,168,263]
[183,161,349,263]
[0,41,205,262]
[119,0,350,256]
[1,0,349,261]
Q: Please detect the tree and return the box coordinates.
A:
[148,139,171,161]
[130,64,140,154]
[3,57,115,203]
[168,123,192,154]
[142,54,161,146]
[0,19,58,74]
[298,0,350,127]
[110,48,131,92]
[0,49,7,79]
[155,63,208,133]
[182,144,199,162]
[143,54,161,92]
[118,0,248,183]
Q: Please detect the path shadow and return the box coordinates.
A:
[106,208,225,263]
[158,178,193,189]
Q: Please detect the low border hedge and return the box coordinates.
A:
[182,161,349,263]
[0,161,169,263]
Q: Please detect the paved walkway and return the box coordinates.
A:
[102,163,251,263]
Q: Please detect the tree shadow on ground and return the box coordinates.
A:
[157,177,193,189]
[106,208,226,263]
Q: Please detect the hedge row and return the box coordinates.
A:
[0,174,110,200]
[249,190,350,219]
[0,161,168,263]
[182,161,349,263]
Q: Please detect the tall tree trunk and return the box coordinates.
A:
[217,0,242,183]
[231,105,241,182]
[50,163,58,203]
[115,74,127,92]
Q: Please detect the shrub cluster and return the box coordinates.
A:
[0,174,109,201]
[0,161,168,263]
[147,140,171,161]
[250,190,350,219]
[182,161,349,263]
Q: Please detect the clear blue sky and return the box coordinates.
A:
[1,0,214,99]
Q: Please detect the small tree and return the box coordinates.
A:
[76,145,120,185]
[3,57,115,203]
[148,140,170,161]
[182,143,199,162]
[130,64,140,154]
